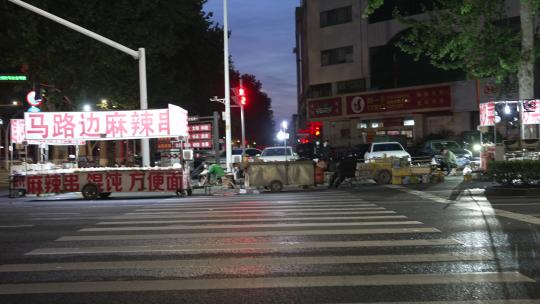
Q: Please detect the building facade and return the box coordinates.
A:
[295,0,520,147]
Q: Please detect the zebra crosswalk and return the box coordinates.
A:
[0,190,537,303]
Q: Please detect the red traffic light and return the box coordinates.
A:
[238,88,246,105]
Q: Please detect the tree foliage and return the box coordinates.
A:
[230,72,274,146]
[0,0,224,114]
[365,0,540,88]
[0,0,275,145]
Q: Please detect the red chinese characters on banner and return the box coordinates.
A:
[45,175,62,193]
[10,119,25,144]
[166,172,182,191]
[25,105,187,141]
[106,172,123,192]
[64,174,80,192]
[87,173,105,192]
[139,111,154,137]
[148,172,165,191]
[79,113,100,137]
[27,114,48,139]
[23,170,186,194]
[106,112,128,138]
[53,113,76,139]
[159,111,170,133]
[129,172,145,191]
[27,176,44,194]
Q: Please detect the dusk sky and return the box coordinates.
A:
[203,0,299,125]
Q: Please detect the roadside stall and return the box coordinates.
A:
[244,160,315,192]
[479,100,540,168]
[356,157,440,185]
[9,104,192,199]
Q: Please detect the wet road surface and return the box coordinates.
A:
[0,185,539,303]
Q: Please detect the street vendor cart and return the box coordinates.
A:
[11,166,192,199]
[245,160,314,192]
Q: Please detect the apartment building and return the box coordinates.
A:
[295,0,520,147]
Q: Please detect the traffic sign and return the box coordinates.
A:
[26,91,42,107]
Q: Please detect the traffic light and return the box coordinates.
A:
[307,121,322,141]
[231,87,247,106]
[238,87,246,106]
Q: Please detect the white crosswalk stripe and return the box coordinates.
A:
[0,191,536,302]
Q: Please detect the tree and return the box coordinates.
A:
[230,72,274,146]
[0,0,225,113]
[365,0,540,100]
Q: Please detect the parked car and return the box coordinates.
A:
[364,142,411,162]
[259,146,299,162]
[420,140,473,159]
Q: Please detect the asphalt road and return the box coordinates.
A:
[0,180,539,303]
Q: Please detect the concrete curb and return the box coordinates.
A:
[485,186,540,197]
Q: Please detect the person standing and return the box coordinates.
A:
[440,148,457,174]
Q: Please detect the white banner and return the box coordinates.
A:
[10,119,25,144]
[479,102,495,126]
[24,104,188,141]
[12,119,85,145]
[522,100,540,124]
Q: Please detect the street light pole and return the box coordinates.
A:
[223,0,232,172]
[138,48,150,167]
[7,0,151,167]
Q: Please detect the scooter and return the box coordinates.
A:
[431,154,471,176]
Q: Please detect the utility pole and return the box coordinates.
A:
[223,0,232,172]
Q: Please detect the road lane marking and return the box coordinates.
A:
[57,227,441,241]
[0,253,491,272]
[0,272,530,294]
[78,221,423,232]
[149,198,368,207]
[29,212,81,216]
[96,215,408,225]
[100,210,397,220]
[135,203,378,212]
[161,195,359,203]
[27,239,461,255]
[386,186,540,226]
[0,225,34,228]
[31,217,104,221]
[128,207,386,215]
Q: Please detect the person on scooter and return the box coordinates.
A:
[329,153,357,188]
[440,147,457,175]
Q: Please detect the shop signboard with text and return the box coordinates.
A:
[308,98,342,119]
[346,86,451,115]
[188,122,213,149]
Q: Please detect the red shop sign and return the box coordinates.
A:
[346,86,451,115]
[308,98,342,119]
